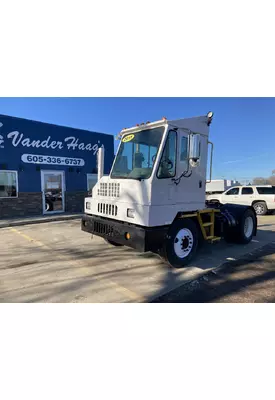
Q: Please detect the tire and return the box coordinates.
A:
[45,200,53,212]
[104,238,124,247]
[234,209,256,244]
[253,201,267,216]
[161,218,199,268]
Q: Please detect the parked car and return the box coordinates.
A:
[206,185,275,215]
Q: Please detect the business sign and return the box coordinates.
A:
[21,154,85,166]
[0,115,114,193]
[0,121,103,154]
[0,122,4,148]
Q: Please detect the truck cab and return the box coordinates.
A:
[84,115,210,226]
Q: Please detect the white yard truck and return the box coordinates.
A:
[82,113,257,268]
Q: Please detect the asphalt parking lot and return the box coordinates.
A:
[1,215,275,303]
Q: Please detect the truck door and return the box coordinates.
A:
[152,129,177,203]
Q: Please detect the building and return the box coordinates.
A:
[205,179,240,194]
[0,114,114,218]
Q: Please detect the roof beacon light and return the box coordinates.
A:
[207,111,214,126]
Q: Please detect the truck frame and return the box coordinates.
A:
[81,112,257,268]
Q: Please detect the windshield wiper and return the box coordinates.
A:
[111,175,142,181]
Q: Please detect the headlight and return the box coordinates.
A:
[86,202,91,210]
[127,208,135,218]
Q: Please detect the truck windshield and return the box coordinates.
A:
[111,127,165,180]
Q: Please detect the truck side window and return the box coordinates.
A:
[180,136,188,161]
[157,130,177,179]
[242,187,253,195]
[226,187,239,195]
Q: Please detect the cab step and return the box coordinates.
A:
[206,236,221,242]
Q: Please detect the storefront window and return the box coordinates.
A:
[0,171,18,198]
[87,174,98,195]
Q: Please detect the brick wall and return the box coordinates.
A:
[0,192,43,218]
[0,191,87,218]
[65,191,88,213]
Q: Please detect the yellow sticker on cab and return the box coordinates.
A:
[122,134,134,143]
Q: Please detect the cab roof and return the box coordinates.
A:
[117,115,211,139]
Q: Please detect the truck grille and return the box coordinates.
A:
[93,221,115,236]
[97,203,118,216]
[98,183,120,197]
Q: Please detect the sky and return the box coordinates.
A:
[0,97,275,182]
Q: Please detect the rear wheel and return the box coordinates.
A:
[104,238,124,247]
[161,218,199,268]
[253,201,267,215]
[233,209,256,244]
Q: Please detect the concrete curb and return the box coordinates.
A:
[0,214,82,229]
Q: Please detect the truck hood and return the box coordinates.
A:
[92,176,151,205]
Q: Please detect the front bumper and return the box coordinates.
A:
[81,214,168,253]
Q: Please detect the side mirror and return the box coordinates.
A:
[189,134,200,167]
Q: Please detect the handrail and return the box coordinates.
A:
[206,141,213,183]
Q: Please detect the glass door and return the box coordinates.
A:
[41,171,65,214]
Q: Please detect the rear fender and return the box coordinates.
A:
[251,199,266,206]
[220,203,257,236]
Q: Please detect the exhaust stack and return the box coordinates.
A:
[97,146,104,181]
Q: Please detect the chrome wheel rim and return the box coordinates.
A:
[254,204,264,214]
[174,228,193,258]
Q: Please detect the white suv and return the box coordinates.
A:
[206,185,275,215]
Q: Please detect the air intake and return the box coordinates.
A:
[97,203,118,217]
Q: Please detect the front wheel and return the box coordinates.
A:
[161,218,199,268]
